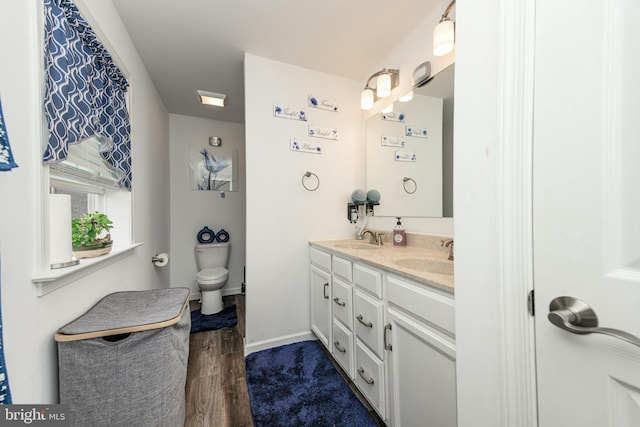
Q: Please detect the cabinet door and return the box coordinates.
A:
[332,319,354,379]
[355,339,386,419]
[386,307,457,427]
[310,265,331,349]
[332,277,353,329]
[354,289,384,358]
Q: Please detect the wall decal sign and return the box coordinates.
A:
[406,126,427,138]
[308,94,338,112]
[395,150,417,162]
[308,124,338,140]
[382,112,405,122]
[291,138,322,154]
[274,104,307,121]
[381,135,406,147]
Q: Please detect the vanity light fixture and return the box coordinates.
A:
[381,104,394,114]
[197,90,226,107]
[433,0,456,57]
[360,69,399,110]
[377,73,392,98]
[361,88,375,110]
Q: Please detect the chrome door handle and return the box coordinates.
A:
[333,297,346,307]
[384,323,392,351]
[357,367,375,385]
[548,296,640,348]
[356,314,373,328]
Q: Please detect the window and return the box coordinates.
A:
[39,0,135,280]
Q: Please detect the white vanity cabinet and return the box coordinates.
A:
[309,241,456,427]
[310,247,332,349]
[385,274,457,427]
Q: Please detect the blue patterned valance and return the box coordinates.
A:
[0,97,18,172]
[43,0,132,190]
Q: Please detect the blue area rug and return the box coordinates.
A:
[190,304,237,333]
[245,340,377,427]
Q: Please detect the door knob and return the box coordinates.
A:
[548,296,640,348]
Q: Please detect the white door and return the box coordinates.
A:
[533,1,640,426]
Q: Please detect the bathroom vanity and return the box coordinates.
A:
[309,236,456,427]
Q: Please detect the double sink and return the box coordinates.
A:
[313,239,454,293]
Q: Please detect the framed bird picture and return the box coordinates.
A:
[188,146,238,191]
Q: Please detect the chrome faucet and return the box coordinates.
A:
[442,239,454,261]
[358,230,385,245]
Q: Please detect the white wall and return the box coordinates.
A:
[0,0,170,402]
[244,53,362,352]
[363,0,455,236]
[169,114,246,297]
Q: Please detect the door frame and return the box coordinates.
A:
[495,0,537,426]
[455,0,537,426]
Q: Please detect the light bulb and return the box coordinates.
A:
[381,104,393,114]
[377,73,391,98]
[399,91,413,102]
[361,88,374,110]
[433,19,455,56]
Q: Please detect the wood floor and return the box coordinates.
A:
[184,294,385,427]
[184,295,253,427]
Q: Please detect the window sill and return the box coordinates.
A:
[32,242,144,296]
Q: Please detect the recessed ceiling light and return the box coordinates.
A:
[197,90,226,107]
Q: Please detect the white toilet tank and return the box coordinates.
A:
[195,242,230,270]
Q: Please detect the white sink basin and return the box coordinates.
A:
[394,258,453,275]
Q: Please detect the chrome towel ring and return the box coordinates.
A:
[403,177,417,194]
[302,171,320,191]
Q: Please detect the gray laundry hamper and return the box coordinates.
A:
[55,288,191,427]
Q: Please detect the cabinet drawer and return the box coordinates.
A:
[386,275,455,336]
[354,289,384,358]
[332,319,354,379]
[332,256,352,282]
[310,247,331,272]
[332,278,353,329]
[354,263,382,298]
[355,339,385,419]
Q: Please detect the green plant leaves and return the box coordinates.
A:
[71,212,113,249]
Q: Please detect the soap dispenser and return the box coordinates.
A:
[393,217,406,246]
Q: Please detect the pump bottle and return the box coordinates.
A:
[393,217,406,246]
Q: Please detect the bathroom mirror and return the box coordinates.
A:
[365,64,454,218]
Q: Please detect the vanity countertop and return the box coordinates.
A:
[309,239,454,294]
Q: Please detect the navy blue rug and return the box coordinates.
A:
[245,340,377,427]
[190,304,237,333]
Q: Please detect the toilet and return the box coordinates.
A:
[194,242,230,315]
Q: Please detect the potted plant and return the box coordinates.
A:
[71,212,114,259]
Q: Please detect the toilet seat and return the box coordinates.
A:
[196,267,229,284]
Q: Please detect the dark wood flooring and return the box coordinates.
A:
[185,295,253,427]
[184,294,385,427]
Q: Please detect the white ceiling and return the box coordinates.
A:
[112,0,442,124]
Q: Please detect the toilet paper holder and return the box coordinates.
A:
[151,253,169,267]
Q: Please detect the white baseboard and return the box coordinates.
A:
[244,331,316,357]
